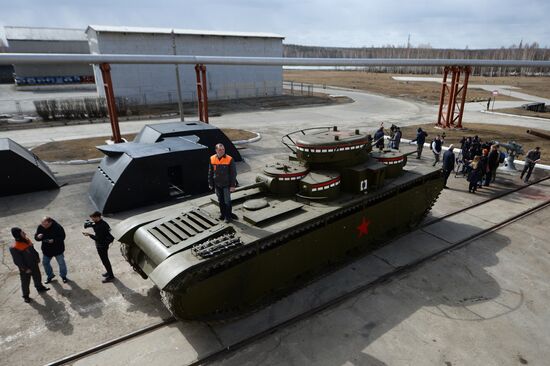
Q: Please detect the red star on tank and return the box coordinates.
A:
[357,217,370,238]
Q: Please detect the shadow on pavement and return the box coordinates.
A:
[52,280,104,319]
[29,291,74,336]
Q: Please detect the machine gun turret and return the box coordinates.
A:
[495,140,524,170]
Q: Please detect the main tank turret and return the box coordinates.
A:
[115,125,444,320]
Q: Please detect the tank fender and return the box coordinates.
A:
[148,251,196,291]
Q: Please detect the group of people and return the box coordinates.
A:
[410,131,543,192]
[9,212,115,303]
[373,124,402,150]
[444,136,541,193]
[9,142,239,304]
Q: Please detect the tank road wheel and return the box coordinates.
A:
[119,242,148,279]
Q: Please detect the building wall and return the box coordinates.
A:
[88,30,283,103]
[8,39,93,85]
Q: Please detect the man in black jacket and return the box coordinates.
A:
[485,144,500,186]
[411,128,428,159]
[208,143,238,223]
[442,145,456,189]
[83,211,115,282]
[10,227,50,302]
[34,217,68,284]
[521,147,541,183]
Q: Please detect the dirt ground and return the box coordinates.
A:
[283,71,549,103]
[399,123,550,164]
[32,128,257,162]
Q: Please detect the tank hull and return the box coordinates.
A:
[160,174,442,320]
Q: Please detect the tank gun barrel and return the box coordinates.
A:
[526,129,550,140]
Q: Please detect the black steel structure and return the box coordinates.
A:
[88,121,241,213]
[134,121,242,161]
[0,138,59,196]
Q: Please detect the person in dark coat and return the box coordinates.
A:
[478,149,489,188]
[34,217,68,284]
[411,128,428,159]
[442,145,455,188]
[485,144,500,185]
[9,227,50,302]
[392,127,402,149]
[373,127,385,150]
[468,156,482,193]
[208,143,238,223]
[83,211,115,282]
[520,147,541,183]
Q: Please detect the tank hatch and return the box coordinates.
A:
[370,150,408,178]
[294,128,370,165]
[243,198,269,210]
[263,161,309,180]
[243,200,303,225]
[299,171,341,199]
[147,209,219,248]
[259,161,309,195]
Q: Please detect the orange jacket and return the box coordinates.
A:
[208,154,237,188]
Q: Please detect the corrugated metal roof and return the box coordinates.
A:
[4,26,87,41]
[87,25,284,39]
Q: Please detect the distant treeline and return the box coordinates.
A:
[283,43,550,76]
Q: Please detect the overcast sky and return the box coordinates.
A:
[1,0,548,49]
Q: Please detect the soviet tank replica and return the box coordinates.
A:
[114,126,444,320]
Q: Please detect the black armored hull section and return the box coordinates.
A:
[0,138,59,196]
[134,121,242,161]
[89,137,210,213]
[89,121,242,213]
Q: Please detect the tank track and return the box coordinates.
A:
[161,171,443,320]
[120,242,148,279]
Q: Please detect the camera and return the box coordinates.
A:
[84,220,94,229]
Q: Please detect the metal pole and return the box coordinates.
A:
[200,65,209,123]
[436,67,449,127]
[171,30,184,121]
[195,64,204,122]
[455,66,471,129]
[2,54,550,68]
[99,63,122,143]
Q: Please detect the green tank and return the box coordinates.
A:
[114,126,444,320]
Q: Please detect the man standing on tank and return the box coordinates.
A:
[34,216,68,284]
[209,143,238,223]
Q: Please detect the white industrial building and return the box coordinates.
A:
[86,25,284,104]
[3,26,94,86]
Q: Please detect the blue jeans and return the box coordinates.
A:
[215,186,232,219]
[43,254,67,279]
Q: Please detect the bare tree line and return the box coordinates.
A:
[283,43,550,76]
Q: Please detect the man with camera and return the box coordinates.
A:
[82,211,115,283]
[34,216,68,284]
